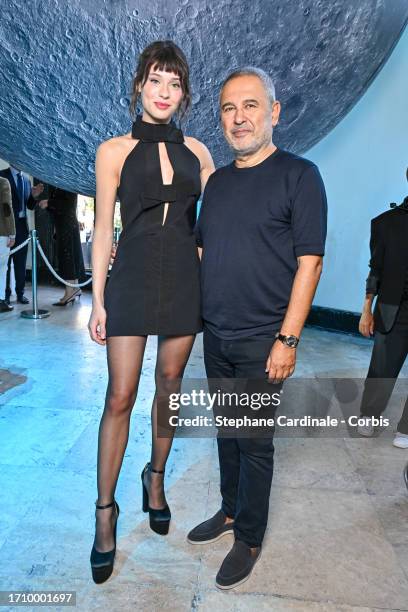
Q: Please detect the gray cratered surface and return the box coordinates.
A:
[0,0,406,195]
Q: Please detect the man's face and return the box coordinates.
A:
[220,75,280,156]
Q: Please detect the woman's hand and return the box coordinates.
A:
[110,244,117,265]
[88,304,107,345]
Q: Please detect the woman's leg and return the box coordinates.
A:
[72,219,86,283]
[144,334,196,509]
[63,220,86,298]
[54,220,79,300]
[94,335,147,552]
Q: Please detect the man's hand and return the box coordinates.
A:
[266,341,296,384]
[38,199,48,209]
[359,311,374,337]
[7,237,15,248]
[31,183,44,198]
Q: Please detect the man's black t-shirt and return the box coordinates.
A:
[195,148,327,340]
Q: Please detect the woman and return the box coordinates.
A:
[38,186,86,305]
[0,176,15,313]
[88,40,214,583]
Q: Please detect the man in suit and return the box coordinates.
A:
[0,165,44,304]
[358,188,408,448]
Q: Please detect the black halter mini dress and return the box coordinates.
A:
[104,116,203,337]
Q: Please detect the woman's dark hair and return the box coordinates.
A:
[129,40,191,121]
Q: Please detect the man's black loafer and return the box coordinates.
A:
[216,540,261,589]
[187,509,234,544]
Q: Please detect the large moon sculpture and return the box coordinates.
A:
[0,0,407,195]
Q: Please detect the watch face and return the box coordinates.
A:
[286,335,298,348]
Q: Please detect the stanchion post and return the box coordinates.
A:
[32,228,39,317]
[21,229,50,319]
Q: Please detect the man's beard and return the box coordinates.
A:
[227,129,273,157]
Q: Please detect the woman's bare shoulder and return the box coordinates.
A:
[96,133,138,163]
[184,136,213,167]
[97,133,135,155]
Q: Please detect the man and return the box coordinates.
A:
[0,165,43,304]
[0,176,15,312]
[187,67,327,589]
[358,186,408,448]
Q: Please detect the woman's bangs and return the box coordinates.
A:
[147,55,185,82]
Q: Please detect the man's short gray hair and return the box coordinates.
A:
[220,66,276,105]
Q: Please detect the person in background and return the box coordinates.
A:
[0,176,15,312]
[39,186,86,306]
[358,173,408,449]
[0,165,44,304]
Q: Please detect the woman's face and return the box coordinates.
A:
[140,65,184,123]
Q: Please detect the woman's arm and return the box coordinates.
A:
[185,138,215,261]
[198,142,215,193]
[185,137,215,193]
[88,140,120,344]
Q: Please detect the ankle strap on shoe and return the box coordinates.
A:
[147,462,165,474]
[95,499,115,509]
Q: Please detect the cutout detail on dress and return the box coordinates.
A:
[158,141,174,226]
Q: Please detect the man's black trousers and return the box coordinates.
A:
[6,217,29,298]
[360,309,408,434]
[203,327,281,548]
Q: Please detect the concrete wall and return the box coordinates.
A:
[307,27,408,313]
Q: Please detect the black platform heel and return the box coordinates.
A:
[90,499,120,584]
[141,462,171,535]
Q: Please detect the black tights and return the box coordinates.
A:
[94,334,195,552]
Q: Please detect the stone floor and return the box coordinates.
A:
[0,284,407,612]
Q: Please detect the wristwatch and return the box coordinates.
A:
[275,332,299,348]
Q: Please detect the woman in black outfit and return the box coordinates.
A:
[87,41,214,583]
[39,186,85,305]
